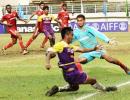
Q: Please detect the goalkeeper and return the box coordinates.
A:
[72,14,130,75]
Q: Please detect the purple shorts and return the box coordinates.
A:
[63,70,87,85]
[43,28,54,38]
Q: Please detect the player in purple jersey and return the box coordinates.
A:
[38,6,59,47]
[45,27,117,96]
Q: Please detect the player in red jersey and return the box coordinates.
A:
[57,3,70,29]
[25,2,48,49]
[0,5,28,55]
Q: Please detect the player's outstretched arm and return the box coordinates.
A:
[88,26,110,43]
[45,50,56,70]
[26,13,35,23]
[16,13,28,23]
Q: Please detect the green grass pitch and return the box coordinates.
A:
[0,32,130,100]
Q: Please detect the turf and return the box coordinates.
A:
[0,33,130,100]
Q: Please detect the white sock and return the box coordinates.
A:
[92,82,106,91]
[58,84,70,92]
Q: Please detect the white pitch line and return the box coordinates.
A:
[117,81,130,87]
[76,81,130,100]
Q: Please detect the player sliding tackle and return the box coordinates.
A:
[0,5,28,55]
[72,14,130,75]
[45,27,117,96]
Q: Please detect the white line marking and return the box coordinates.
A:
[76,81,130,100]
[117,81,130,87]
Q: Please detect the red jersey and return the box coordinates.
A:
[58,10,70,28]
[1,11,18,32]
[34,10,44,31]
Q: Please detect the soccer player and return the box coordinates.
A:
[25,1,48,49]
[38,6,59,47]
[72,14,130,75]
[45,27,117,96]
[40,3,70,48]
[57,3,70,29]
[0,5,28,55]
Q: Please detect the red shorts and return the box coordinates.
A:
[8,28,18,38]
[33,22,43,36]
[37,22,43,32]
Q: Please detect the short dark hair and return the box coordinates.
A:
[6,4,12,9]
[62,3,67,7]
[39,1,45,6]
[76,14,85,20]
[43,6,49,10]
[61,27,73,39]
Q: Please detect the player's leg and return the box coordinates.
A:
[13,30,28,54]
[3,37,17,50]
[25,27,39,48]
[1,36,17,55]
[78,52,96,64]
[46,66,80,96]
[101,54,130,74]
[59,84,79,92]
[84,77,106,91]
[79,51,130,74]
[46,72,117,96]
[45,84,79,96]
[14,31,24,49]
[50,31,55,47]
[76,63,83,72]
[1,29,18,54]
[48,30,55,47]
[51,37,55,47]
[40,36,48,48]
[84,77,117,92]
[48,35,54,47]
[43,29,55,47]
[79,50,108,65]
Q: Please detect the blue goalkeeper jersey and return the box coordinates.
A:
[73,24,110,48]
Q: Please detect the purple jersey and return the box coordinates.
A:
[58,47,75,70]
[38,14,54,37]
[38,14,54,30]
[50,41,87,85]
[53,41,77,70]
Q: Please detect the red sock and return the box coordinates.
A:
[19,40,25,50]
[26,38,33,48]
[76,63,83,73]
[4,42,14,50]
